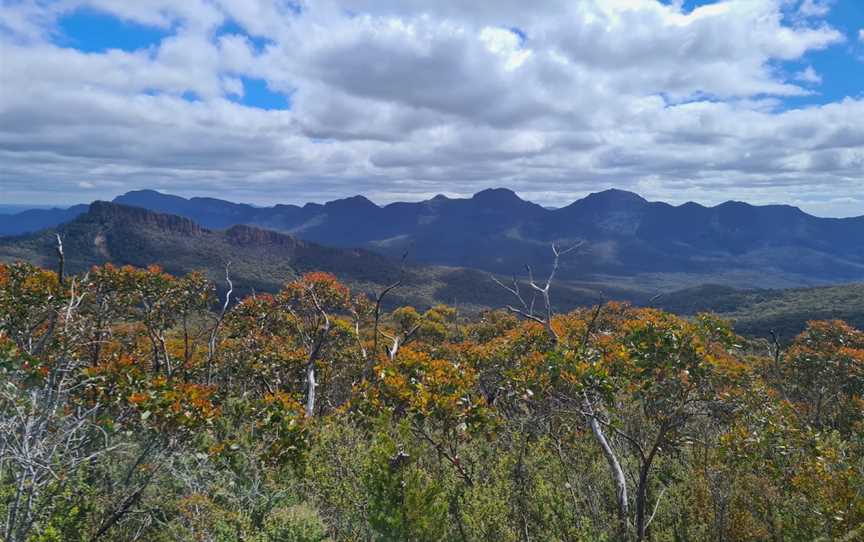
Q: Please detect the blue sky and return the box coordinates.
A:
[55,7,291,110]
[781,0,864,107]
[660,1,864,109]
[1,0,862,216]
[52,0,864,112]
[55,8,172,52]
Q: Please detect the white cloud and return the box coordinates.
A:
[797,0,832,18]
[794,65,822,84]
[221,76,244,97]
[0,0,861,216]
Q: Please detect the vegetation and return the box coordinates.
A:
[5,201,862,345]
[0,202,647,313]
[655,282,864,340]
[1,257,862,541]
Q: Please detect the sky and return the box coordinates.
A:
[0,0,862,217]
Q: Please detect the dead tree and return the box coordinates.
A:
[55,234,65,286]
[370,249,411,368]
[0,278,121,542]
[493,241,630,537]
[349,248,416,373]
[491,241,581,344]
[300,286,331,417]
[206,263,233,386]
[378,316,424,362]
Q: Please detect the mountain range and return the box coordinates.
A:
[1,198,862,339]
[0,201,637,310]
[2,188,863,289]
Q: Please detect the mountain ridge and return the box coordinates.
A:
[0,201,645,310]
[1,201,862,338]
[2,188,862,289]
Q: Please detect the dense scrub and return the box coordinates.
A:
[0,261,862,541]
[654,282,864,339]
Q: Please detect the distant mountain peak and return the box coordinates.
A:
[473,187,519,200]
[122,189,164,196]
[557,189,648,221]
[471,188,533,209]
[582,188,647,205]
[113,189,193,215]
[115,189,183,202]
[717,200,751,209]
[324,195,379,210]
[87,201,204,235]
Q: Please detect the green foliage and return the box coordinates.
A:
[363,428,449,542]
[658,282,864,340]
[262,504,330,542]
[1,261,862,541]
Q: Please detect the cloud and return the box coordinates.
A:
[0,0,861,217]
[794,66,822,84]
[797,0,832,18]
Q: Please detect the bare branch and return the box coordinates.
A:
[493,242,581,345]
[644,484,669,530]
[303,284,331,417]
[55,234,65,286]
[503,305,547,326]
[207,263,233,386]
[371,247,411,368]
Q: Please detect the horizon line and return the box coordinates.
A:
[4,186,863,220]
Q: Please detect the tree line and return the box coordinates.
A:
[0,256,862,541]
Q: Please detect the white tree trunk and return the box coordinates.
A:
[585,400,629,533]
[305,361,316,417]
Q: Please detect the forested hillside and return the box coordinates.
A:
[0,201,650,311]
[653,282,864,339]
[1,260,862,541]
